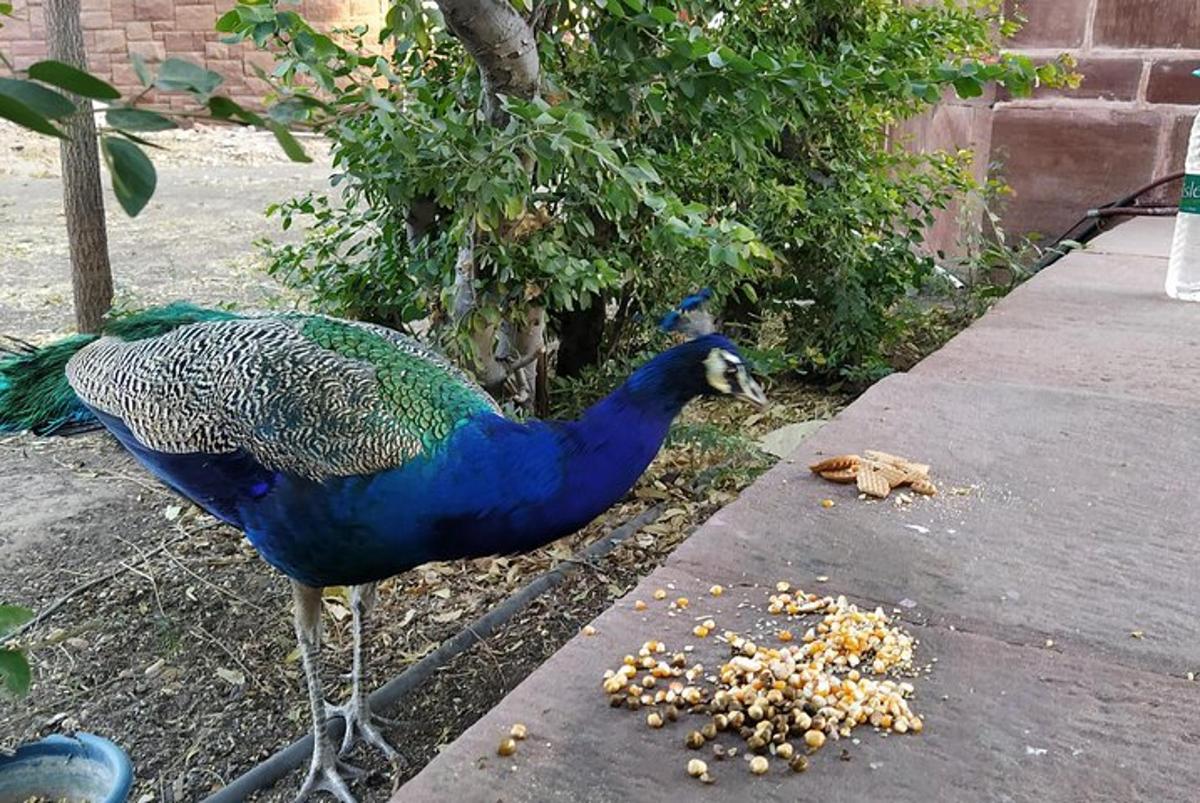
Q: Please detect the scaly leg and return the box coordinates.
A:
[291,581,363,803]
[326,582,400,760]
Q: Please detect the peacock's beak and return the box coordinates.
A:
[736,373,769,410]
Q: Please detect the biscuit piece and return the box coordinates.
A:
[819,467,859,484]
[856,464,891,498]
[910,478,938,496]
[809,455,861,474]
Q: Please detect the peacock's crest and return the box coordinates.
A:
[659,288,715,339]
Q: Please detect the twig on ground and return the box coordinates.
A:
[1,522,219,645]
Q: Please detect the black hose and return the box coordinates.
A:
[200,502,666,803]
[1033,171,1184,272]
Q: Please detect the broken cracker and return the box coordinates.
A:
[910,478,938,496]
[809,455,861,474]
[863,449,908,467]
[856,465,891,499]
[819,467,859,484]
[870,461,910,489]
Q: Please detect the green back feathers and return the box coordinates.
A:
[0,303,239,435]
[299,318,496,454]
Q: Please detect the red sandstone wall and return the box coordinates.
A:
[903,0,1200,252]
[0,0,384,109]
[995,0,1200,239]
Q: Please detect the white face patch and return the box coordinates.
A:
[704,348,738,394]
[704,347,767,408]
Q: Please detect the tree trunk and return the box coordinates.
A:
[435,0,547,409]
[46,0,113,334]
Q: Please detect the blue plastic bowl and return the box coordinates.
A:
[0,733,132,803]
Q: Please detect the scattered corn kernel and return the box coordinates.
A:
[749,755,769,775]
[687,758,708,778]
[598,584,925,776]
[820,499,835,508]
[582,625,596,636]
[497,737,517,757]
[509,723,528,740]
[653,589,667,600]
[709,584,725,596]
[647,712,664,729]
[634,600,647,611]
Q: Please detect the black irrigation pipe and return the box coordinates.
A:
[201,502,666,803]
[1032,171,1185,273]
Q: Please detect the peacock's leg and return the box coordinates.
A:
[291,581,362,803]
[327,582,400,760]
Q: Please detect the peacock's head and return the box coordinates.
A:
[660,291,768,410]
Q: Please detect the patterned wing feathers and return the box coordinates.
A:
[66,315,496,480]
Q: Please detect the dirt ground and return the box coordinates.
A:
[0,124,851,801]
[0,120,330,339]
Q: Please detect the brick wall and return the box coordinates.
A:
[0,0,385,109]
[904,0,1200,252]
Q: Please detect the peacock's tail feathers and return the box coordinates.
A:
[0,303,238,436]
[0,333,101,435]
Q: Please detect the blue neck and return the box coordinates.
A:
[480,339,724,547]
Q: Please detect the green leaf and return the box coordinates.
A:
[649,5,675,24]
[952,76,983,99]
[0,3,13,15]
[236,3,277,24]
[106,107,176,131]
[0,649,31,696]
[130,51,151,87]
[0,92,64,137]
[27,60,120,100]
[0,77,75,119]
[503,195,524,219]
[154,58,222,95]
[207,95,264,126]
[267,121,311,163]
[214,8,241,32]
[101,135,157,216]
[0,604,33,636]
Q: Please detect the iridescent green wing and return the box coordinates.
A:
[296,315,499,455]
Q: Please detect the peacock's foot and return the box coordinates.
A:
[326,696,400,761]
[294,745,364,803]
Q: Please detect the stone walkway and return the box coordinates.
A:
[393,217,1200,803]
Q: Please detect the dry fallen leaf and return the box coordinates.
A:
[216,667,245,686]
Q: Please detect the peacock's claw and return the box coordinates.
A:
[294,749,363,803]
[326,697,400,761]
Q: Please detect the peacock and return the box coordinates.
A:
[0,296,765,801]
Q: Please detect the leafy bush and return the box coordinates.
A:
[0,603,34,697]
[223,0,1071,380]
